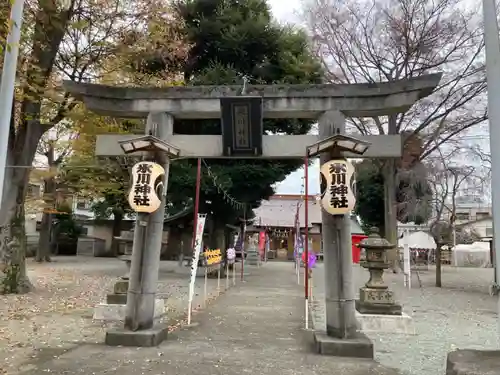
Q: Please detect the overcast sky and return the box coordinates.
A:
[267,0,490,198]
[268,0,321,195]
[269,0,301,23]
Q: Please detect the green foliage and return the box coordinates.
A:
[90,170,133,222]
[354,161,385,233]
[354,160,432,232]
[53,203,83,240]
[60,111,139,224]
[396,167,433,225]
[140,0,324,224]
[64,0,323,226]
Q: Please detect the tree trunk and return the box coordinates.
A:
[435,246,442,287]
[110,211,123,256]
[206,222,226,278]
[37,151,56,263]
[384,159,399,272]
[0,181,33,294]
[214,226,226,250]
[383,114,399,273]
[0,108,42,293]
[0,2,73,293]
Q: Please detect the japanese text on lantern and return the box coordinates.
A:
[328,162,348,209]
[319,159,356,216]
[127,161,165,214]
[134,163,152,207]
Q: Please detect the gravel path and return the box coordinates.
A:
[310,263,500,375]
[0,256,232,374]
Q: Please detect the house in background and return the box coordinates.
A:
[456,217,493,239]
[251,194,365,260]
[397,198,493,241]
[70,196,139,255]
[24,169,134,255]
[442,199,492,227]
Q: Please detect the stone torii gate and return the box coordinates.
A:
[64,73,441,353]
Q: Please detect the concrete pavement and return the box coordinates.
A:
[20,261,400,375]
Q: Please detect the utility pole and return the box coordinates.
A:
[482,0,500,296]
[0,0,26,208]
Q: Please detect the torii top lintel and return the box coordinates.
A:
[63,73,442,119]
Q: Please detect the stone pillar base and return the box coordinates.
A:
[356,287,402,315]
[93,299,165,321]
[105,324,169,347]
[355,299,402,315]
[106,293,127,304]
[313,331,374,359]
[355,311,414,334]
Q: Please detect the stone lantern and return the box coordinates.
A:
[355,227,402,315]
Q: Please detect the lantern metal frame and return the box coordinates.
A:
[118,135,180,157]
[306,134,371,157]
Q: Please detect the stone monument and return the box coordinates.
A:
[356,228,402,315]
[354,227,414,335]
[245,234,261,266]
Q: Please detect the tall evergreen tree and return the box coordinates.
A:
[136,0,324,238]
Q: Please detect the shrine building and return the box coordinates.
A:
[249,194,366,262]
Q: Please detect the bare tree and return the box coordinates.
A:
[301,0,486,270]
[427,147,484,287]
[0,0,186,293]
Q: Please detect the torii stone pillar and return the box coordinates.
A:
[318,110,358,337]
[63,73,441,350]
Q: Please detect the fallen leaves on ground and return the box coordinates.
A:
[0,259,227,375]
[0,260,116,374]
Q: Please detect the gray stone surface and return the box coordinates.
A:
[105,324,169,347]
[106,293,127,304]
[66,75,443,159]
[311,264,500,375]
[77,237,106,256]
[93,298,165,321]
[21,262,401,375]
[95,133,404,159]
[64,74,442,119]
[355,312,415,335]
[113,280,129,294]
[245,249,261,266]
[355,298,402,315]
[446,350,500,375]
[314,331,374,358]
